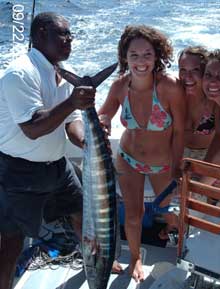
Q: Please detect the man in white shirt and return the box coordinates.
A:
[0,12,95,289]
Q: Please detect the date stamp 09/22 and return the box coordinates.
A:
[12,4,25,43]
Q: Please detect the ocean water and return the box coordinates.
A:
[0,0,220,127]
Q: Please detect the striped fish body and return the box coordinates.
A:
[82,107,117,289]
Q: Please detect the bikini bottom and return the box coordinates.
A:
[118,146,170,175]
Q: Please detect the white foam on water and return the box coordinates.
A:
[0,0,219,130]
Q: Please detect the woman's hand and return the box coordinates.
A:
[99,114,112,155]
[99,114,112,136]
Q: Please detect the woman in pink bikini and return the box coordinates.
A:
[98,25,185,282]
[178,46,215,161]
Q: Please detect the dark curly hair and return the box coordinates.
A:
[178,46,209,74]
[208,49,220,62]
[118,25,173,75]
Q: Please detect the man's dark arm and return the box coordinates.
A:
[19,86,95,140]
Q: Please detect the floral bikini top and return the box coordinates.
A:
[120,81,172,131]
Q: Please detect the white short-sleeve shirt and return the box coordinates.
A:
[0,48,82,162]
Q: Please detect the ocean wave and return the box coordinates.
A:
[0,1,13,24]
[0,0,219,129]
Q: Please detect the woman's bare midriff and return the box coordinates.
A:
[184,129,215,150]
[120,126,173,166]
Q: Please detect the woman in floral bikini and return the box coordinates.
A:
[98,25,185,282]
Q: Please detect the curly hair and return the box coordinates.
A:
[208,49,220,62]
[117,25,173,75]
[178,46,209,74]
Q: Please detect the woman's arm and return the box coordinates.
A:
[169,78,186,178]
[20,86,95,140]
[66,119,84,149]
[204,104,220,164]
[98,80,121,135]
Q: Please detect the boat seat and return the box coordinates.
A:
[177,158,220,280]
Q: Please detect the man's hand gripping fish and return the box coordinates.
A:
[57,63,118,289]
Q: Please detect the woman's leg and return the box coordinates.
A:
[116,154,145,282]
[149,171,179,239]
[112,195,123,274]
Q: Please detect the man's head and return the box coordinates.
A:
[30,12,73,64]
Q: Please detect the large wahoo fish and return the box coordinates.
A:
[57,63,118,289]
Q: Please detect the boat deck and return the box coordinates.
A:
[13,139,220,289]
[14,241,180,289]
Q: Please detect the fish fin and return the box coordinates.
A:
[91,62,118,88]
[56,66,83,87]
[56,62,117,88]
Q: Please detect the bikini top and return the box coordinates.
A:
[193,111,215,135]
[120,81,172,131]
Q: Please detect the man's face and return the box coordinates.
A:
[41,18,73,64]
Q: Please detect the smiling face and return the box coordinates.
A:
[203,59,220,105]
[179,53,203,95]
[126,38,156,78]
